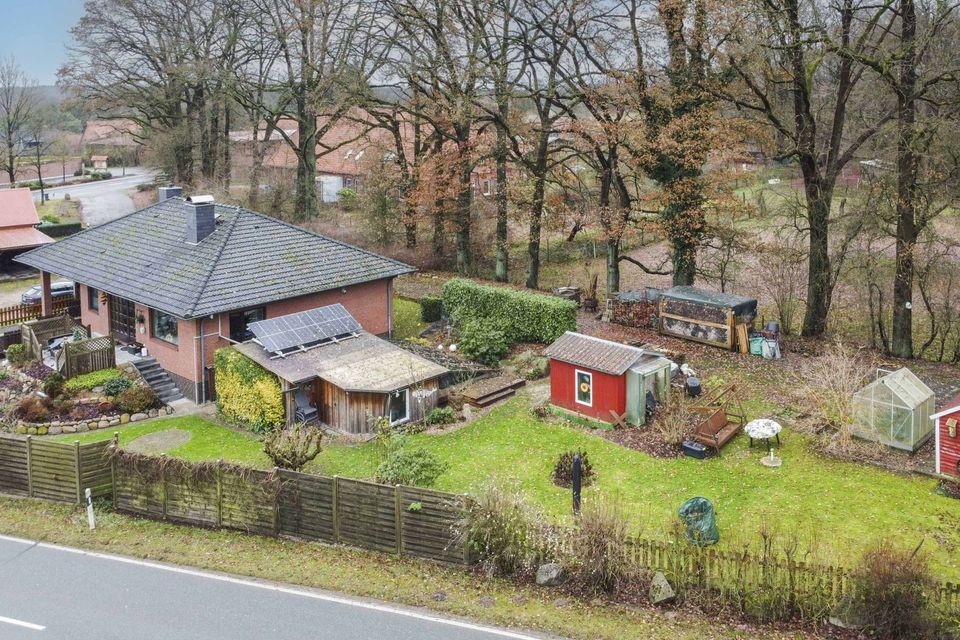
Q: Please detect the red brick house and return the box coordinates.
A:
[0,188,53,274]
[931,397,960,478]
[16,187,414,402]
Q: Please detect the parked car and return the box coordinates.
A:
[21,281,75,305]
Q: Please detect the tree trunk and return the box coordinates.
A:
[525,174,546,289]
[295,96,318,219]
[248,123,263,210]
[494,110,509,282]
[801,184,833,337]
[455,159,472,274]
[891,0,918,359]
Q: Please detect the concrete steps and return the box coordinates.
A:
[132,357,184,404]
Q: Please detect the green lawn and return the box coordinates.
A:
[393,296,427,339]
[64,400,960,581]
[57,416,270,467]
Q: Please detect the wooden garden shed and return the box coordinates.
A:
[930,395,960,477]
[543,332,673,426]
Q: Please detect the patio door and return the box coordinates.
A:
[109,295,136,343]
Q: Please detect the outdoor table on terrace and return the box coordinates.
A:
[744,418,782,448]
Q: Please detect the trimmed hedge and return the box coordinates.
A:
[214,347,284,431]
[442,278,577,344]
[39,221,83,238]
[420,295,443,322]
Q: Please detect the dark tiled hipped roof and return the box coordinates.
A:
[16,198,413,319]
[543,331,647,376]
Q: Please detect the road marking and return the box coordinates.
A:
[0,534,546,640]
[0,615,44,631]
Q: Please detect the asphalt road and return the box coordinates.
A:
[31,169,156,227]
[0,535,548,640]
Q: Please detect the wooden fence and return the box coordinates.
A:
[0,434,113,503]
[0,298,78,328]
[22,313,86,360]
[58,334,116,379]
[111,455,469,565]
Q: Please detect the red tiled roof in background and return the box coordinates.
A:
[0,226,54,251]
[0,188,43,228]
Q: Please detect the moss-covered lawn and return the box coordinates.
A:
[62,400,960,581]
[393,296,427,339]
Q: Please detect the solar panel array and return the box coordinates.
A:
[249,303,361,353]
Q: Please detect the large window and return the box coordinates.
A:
[388,388,409,425]
[151,310,179,345]
[575,370,592,406]
[87,287,99,312]
[229,307,265,343]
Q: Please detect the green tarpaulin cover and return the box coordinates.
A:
[679,497,719,546]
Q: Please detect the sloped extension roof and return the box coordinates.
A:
[235,331,448,392]
[0,188,42,228]
[0,226,53,251]
[15,198,414,319]
[544,331,661,376]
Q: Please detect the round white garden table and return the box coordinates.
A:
[744,418,782,448]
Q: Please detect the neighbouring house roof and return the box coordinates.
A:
[235,331,448,391]
[543,331,663,376]
[81,119,140,146]
[15,197,414,319]
[0,226,54,252]
[90,155,108,162]
[0,188,43,228]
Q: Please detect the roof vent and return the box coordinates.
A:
[158,185,183,201]
[185,195,216,244]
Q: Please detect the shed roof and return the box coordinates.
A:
[543,331,664,376]
[15,197,414,319]
[235,331,448,392]
[0,226,54,251]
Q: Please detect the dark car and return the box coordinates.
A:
[21,281,75,306]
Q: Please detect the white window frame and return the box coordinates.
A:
[389,388,410,425]
[482,179,491,196]
[574,369,593,407]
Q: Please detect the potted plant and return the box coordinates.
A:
[582,271,599,312]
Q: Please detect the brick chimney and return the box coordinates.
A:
[158,185,183,201]
[185,195,216,244]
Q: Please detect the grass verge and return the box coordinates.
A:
[0,495,813,640]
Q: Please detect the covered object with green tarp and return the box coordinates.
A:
[657,286,757,350]
[852,367,935,452]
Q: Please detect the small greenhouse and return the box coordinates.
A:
[852,368,935,452]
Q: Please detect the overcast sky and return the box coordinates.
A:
[0,0,84,85]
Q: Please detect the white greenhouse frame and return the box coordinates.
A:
[852,368,935,452]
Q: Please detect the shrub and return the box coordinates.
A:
[564,500,634,594]
[103,376,134,397]
[5,344,29,367]
[15,396,48,422]
[649,394,698,446]
[458,319,510,366]
[841,541,938,639]
[263,423,323,471]
[375,448,447,487]
[507,351,549,380]
[442,278,577,345]
[40,213,61,224]
[550,449,595,487]
[116,385,158,413]
[420,295,443,322]
[424,406,456,426]
[64,368,124,392]
[42,372,66,398]
[336,187,357,208]
[214,348,284,430]
[462,484,548,576]
[794,341,868,448]
[50,395,75,417]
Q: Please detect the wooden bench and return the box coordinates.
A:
[691,384,746,451]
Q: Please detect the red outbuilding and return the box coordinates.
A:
[543,332,673,426]
[931,395,960,477]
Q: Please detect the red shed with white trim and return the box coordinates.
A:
[543,332,673,425]
[931,395,960,477]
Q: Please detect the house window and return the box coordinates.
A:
[87,287,99,312]
[228,307,265,343]
[482,179,491,196]
[345,177,353,187]
[575,370,592,406]
[388,388,409,425]
[151,310,179,345]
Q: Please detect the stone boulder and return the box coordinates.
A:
[131,412,148,422]
[535,563,567,587]
[649,572,675,605]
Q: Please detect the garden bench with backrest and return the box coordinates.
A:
[691,385,746,451]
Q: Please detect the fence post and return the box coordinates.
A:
[74,440,82,504]
[394,485,403,555]
[272,467,280,536]
[215,459,223,528]
[462,495,470,565]
[332,476,340,543]
[160,453,168,520]
[25,436,32,498]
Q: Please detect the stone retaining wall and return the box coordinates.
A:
[7,405,175,435]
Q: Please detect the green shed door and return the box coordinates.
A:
[626,370,643,425]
